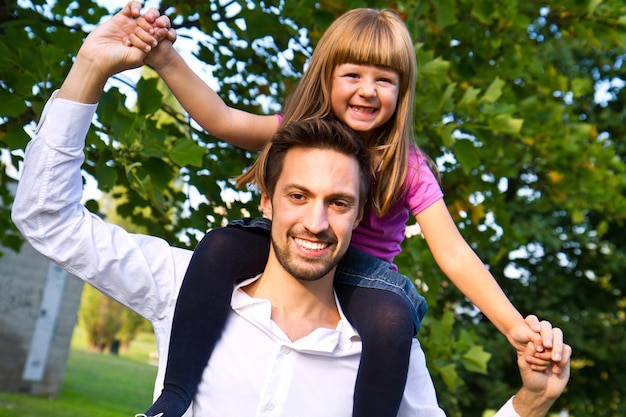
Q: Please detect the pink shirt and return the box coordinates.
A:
[350,147,443,268]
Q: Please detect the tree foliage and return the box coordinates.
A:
[2,0,625,415]
[78,284,148,353]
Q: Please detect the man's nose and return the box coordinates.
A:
[303,201,329,234]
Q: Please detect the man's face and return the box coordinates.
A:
[261,146,363,282]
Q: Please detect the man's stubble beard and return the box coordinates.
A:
[271,234,343,282]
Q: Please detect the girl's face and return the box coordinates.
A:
[330,63,400,141]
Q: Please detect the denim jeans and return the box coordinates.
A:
[229,217,428,332]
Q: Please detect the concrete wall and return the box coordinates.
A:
[0,242,83,396]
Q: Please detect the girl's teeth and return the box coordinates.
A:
[352,106,374,113]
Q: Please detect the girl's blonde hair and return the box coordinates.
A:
[238,8,418,216]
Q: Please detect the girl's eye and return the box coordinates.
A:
[377,76,397,86]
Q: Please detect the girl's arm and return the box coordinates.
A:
[129,16,279,151]
[416,199,543,353]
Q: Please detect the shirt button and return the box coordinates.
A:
[282,346,292,354]
[266,402,275,411]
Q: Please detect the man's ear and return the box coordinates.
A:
[260,193,273,220]
[353,206,364,230]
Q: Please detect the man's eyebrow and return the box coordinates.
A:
[328,192,359,203]
[280,183,309,193]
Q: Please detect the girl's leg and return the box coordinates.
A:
[335,284,415,417]
[144,223,270,417]
[335,247,427,417]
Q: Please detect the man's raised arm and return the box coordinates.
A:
[11,2,186,321]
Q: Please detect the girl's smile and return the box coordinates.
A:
[330,63,399,140]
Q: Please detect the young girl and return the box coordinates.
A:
[129,7,549,417]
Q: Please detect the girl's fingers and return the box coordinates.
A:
[141,7,161,23]
[136,16,156,34]
[524,314,541,332]
[539,320,554,350]
[549,327,564,362]
[128,33,153,53]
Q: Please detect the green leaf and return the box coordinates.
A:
[96,159,118,192]
[453,139,480,173]
[472,0,496,24]
[458,86,481,109]
[488,114,524,135]
[571,77,593,98]
[0,90,27,117]
[170,138,206,168]
[440,122,457,147]
[1,123,30,149]
[419,57,451,86]
[143,158,174,192]
[125,162,148,194]
[434,0,458,29]
[440,82,457,112]
[85,199,100,214]
[480,77,506,103]
[461,345,492,374]
[136,77,164,116]
[428,310,455,344]
[436,363,462,390]
[587,0,603,15]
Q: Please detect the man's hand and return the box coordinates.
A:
[77,1,155,78]
[519,340,571,400]
[512,337,572,417]
[58,1,170,103]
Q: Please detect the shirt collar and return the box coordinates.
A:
[231,275,360,355]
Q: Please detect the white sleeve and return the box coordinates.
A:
[492,397,520,417]
[398,339,447,416]
[11,91,192,322]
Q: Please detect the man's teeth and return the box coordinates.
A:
[295,238,328,251]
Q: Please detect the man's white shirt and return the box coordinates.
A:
[12,93,520,417]
[196,275,443,416]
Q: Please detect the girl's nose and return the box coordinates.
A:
[359,80,377,98]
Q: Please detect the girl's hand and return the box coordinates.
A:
[509,315,565,372]
[507,315,543,353]
[123,9,177,71]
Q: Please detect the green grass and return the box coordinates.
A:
[0,328,158,417]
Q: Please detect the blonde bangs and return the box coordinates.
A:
[323,9,415,91]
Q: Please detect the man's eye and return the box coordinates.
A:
[332,200,351,209]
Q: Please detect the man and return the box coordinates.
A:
[11,2,570,416]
